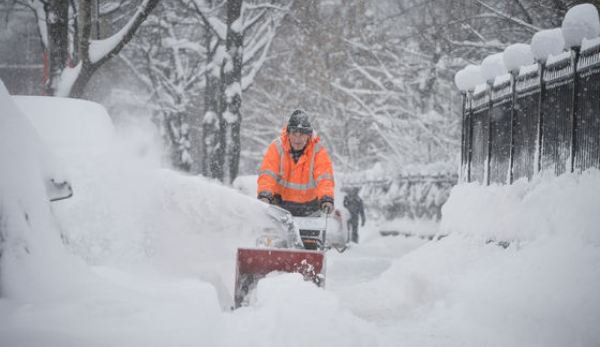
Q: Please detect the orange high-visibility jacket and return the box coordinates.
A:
[257,128,334,214]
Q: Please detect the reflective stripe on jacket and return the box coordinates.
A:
[257,128,334,210]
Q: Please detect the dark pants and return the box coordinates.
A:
[347,216,359,243]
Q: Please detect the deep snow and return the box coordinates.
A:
[0,87,599,346]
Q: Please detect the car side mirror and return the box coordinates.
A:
[46,178,73,202]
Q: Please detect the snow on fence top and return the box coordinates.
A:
[562,3,600,49]
[581,36,600,52]
[531,28,565,62]
[481,53,507,83]
[454,64,485,92]
[545,51,572,68]
[454,3,600,92]
[503,43,534,73]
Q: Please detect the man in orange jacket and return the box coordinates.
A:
[257,110,334,217]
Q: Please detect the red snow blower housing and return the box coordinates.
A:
[233,205,345,308]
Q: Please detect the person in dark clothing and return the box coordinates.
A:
[343,187,365,243]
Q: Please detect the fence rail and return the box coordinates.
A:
[461,42,600,184]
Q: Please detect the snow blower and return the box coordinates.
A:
[233,205,345,308]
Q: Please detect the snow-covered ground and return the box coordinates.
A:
[0,84,599,346]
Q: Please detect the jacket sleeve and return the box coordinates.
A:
[257,141,281,201]
[313,146,334,203]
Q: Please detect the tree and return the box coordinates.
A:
[14,0,160,97]
[121,0,288,177]
[178,0,289,180]
[220,0,243,184]
[123,0,206,171]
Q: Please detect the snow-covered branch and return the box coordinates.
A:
[476,0,541,33]
[88,0,161,65]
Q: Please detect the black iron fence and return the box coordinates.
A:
[461,42,600,184]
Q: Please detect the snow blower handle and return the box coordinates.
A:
[322,212,329,250]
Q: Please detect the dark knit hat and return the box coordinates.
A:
[287,109,312,134]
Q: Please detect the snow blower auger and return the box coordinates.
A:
[234,205,344,308]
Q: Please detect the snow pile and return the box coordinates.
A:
[8,95,277,304]
[481,53,507,83]
[0,80,89,301]
[561,3,600,48]
[454,64,485,92]
[227,273,377,347]
[366,231,600,346]
[503,43,534,72]
[440,171,600,244]
[531,28,565,62]
[14,96,115,156]
[337,171,600,346]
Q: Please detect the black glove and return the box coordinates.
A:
[257,192,273,204]
[321,201,334,215]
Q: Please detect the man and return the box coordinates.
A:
[257,110,334,217]
[343,187,365,243]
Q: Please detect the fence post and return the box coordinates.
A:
[460,91,467,182]
[466,91,473,183]
[570,47,580,173]
[508,70,517,184]
[536,61,545,174]
[485,82,493,186]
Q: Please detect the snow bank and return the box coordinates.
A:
[226,273,377,347]
[440,170,600,244]
[339,171,600,346]
[368,231,600,346]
